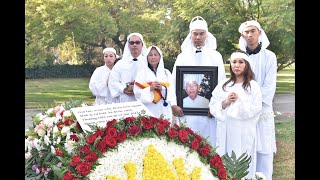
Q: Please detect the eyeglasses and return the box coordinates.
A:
[128,41,142,45]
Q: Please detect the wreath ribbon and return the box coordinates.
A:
[135,82,170,104]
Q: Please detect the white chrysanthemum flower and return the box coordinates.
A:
[46,108,54,115]
[52,126,59,136]
[50,145,56,154]
[64,140,76,155]
[25,152,32,159]
[25,138,33,152]
[255,172,266,180]
[33,138,44,151]
[63,110,72,118]
[43,116,56,127]
[43,135,51,146]
[61,126,70,136]
[37,128,46,137]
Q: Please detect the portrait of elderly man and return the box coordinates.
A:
[183,74,209,108]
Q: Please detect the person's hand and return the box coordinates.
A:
[208,111,214,118]
[151,81,162,91]
[222,92,238,109]
[172,105,184,117]
[123,88,134,96]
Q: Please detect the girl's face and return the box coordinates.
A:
[104,51,116,69]
[147,48,161,69]
[231,58,246,77]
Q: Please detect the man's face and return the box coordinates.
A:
[241,26,261,46]
[185,81,199,100]
[191,29,207,47]
[128,35,143,56]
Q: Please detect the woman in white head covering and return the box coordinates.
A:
[209,49,262,179]
[108,32,148,103]
[89,47,120,105]
[183,74,209,108]
[238,20,277,180]
[170,16,227,147]
[133,45,174,123]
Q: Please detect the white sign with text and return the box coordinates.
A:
[71,101,153,132]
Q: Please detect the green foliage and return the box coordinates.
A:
[222,151,251,180]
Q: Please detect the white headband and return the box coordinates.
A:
[238,20,270,51]
[103,47,119,58]
[230,52,250,62]
[189,16,208,33]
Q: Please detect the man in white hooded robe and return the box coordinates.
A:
[183,74,209,108]
[171,16,227,147]
[108,33,147,103]
[238,20,277,180]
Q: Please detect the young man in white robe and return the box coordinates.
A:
[89,47,120,105]
[238,20,277,180]
[108,33,147,103]
[170,16,227,147]
[134,46,174,123]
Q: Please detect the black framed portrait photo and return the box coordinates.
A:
[176,66,218,115]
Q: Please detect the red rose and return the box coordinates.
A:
[64,119,74,126]
[107,119,117,128]
[174,123,180,129]
[70,134,79,142]
[210,154,222,168]
[86,134,97,144]
[218,166,227,179]
[195,134,202,142]
[94,128,105,137]
[199,144,210,156]
[186,127,195,135]
[96,139,107,151]
[141,118,154,130]
[55,148,63,156]
[62,171,74,180]
[128,125,141,136]
[190,138,199,150]
[57,121,64,129]
[157,125,165,134]
[106,127,118,138]
[157,119,170,128]
[178,129,189,143]
[84,152,98,162]
[149,116,159,124]
[117,130,127,142]
[168,128,178,138]
[105,136,117,148]
[124,117,135,123]
[80,145,90,155]
[70,154,81,166]
[77,162,92,176]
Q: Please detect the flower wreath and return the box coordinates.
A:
[25,101,253,180]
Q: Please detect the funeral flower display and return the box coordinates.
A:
[25,101,253,180]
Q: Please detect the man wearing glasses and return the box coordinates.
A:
[109,32,147,102]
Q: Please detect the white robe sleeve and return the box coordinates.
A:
[134,69,154,104]
[89,66,108,97]
[261,52,277,108]
[227,81,262,120]
[209,81,227,121]
[108,61,126,98]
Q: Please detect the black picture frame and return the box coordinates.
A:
[176,66,218,115]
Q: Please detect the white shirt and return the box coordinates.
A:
[108,55,144,103]
[209,79,262,179]
[89,65,119,105]
[183,95,209,108]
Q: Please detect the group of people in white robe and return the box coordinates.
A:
[89,16,277,180]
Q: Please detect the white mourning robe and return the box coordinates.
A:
[183,95,209,108]
[171,46,227,147]
[134,68,174,123]
[209,79,262,179]
[108,55,144,103]
[89,65,119,105]
[247,49,277,154]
